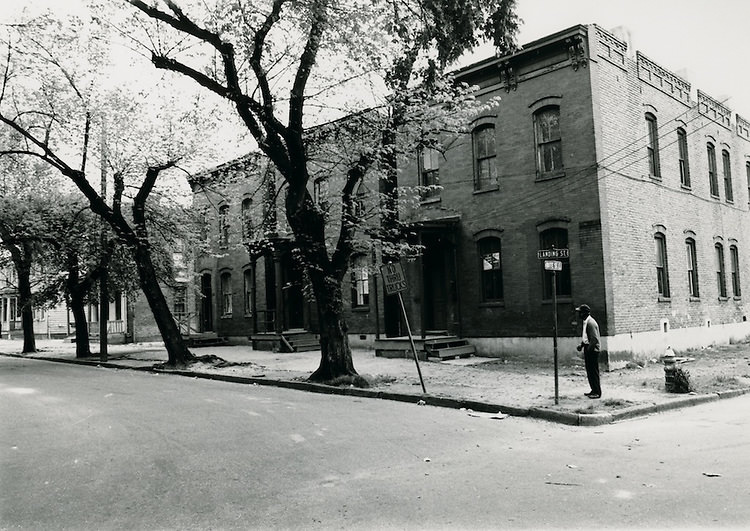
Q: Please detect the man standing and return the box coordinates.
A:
[576,304,601,399]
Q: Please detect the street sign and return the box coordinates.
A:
[537,248,569,260]
[544,260,563,271]
[380,262,408,296]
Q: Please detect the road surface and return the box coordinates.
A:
[1,356,749,529]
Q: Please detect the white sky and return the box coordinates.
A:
[3,0,750,124]
[511,0,750,117]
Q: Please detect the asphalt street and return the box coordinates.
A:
[2,356,749,530]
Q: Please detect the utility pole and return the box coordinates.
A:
[99,123,108,363]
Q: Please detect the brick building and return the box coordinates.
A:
[191,24,750,361]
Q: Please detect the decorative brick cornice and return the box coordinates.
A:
[637,52,690,105]
[498,60,517,92]
[698,90,732,129]
[737,114,750,140]
[594,25,627,67]
[566,35,587,71]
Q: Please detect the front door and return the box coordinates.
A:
[281,253,304,330]
[422,233,456,333]
[200,273,213,332]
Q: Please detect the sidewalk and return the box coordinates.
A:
[4,339,750,426]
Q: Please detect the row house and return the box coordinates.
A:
[191,24,750,362]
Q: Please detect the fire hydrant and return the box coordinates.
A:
[663,346,677,392]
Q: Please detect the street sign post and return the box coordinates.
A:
[379,263,426,393]
[538,249,568,405]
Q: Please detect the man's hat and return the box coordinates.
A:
[575,304,591,313]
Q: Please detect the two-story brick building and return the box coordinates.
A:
[191,24,750,362]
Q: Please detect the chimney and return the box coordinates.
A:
[609,26,634,58]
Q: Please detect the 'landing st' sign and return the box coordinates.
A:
[537,248,569,260]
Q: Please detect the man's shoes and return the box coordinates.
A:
[587,394,601,399]
[584,391,593,396]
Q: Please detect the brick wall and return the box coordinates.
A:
[591,26,750,346]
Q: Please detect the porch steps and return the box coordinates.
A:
[375,335,475,361]
[185,333,229,348]
[424,336,476,360]
[281,330,320,353]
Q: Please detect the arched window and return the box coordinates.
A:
[350,255,370,309]
[715,243,727,298]
[646,113,661,177]
[313,178,329,209]
[534,106,563,175]
[472,124,497,191]
[241,198,253,240]
[722,149,734,202]
[707,143,719,197]
[730,245,741,297]
[353,181,367,218]
[677,128,690,187]
[539,228,571,298]
[478,237,504,302]
[218,204,230,247]
[655,233,670,298]
[220,271,233,317]
[686,238,699,298]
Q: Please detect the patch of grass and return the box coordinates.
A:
[573,405,596,414]
[712,374,741,386]
[327,374,371,388]
[602,398,632,407]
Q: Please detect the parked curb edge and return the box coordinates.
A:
[4,353,750,426]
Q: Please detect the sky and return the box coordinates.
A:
[2,0,749,144]
[509,0,750,117]
[3,0,749,117]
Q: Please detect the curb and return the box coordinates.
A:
[4,353,750,426]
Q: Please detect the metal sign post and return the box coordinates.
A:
[542,254,566,405]
[380,262,427,394]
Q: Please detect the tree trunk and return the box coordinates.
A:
[133,245,193,367]
[308,271,357,382]
[17,254,36,354]
[69,289,91,358]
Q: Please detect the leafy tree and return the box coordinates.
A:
[0,7,221,366]
[126,0,519,383]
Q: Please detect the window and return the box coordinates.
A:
[220,272,233,316]
[350,255,369,308]
[646,113,661,178]
[715,243,727,298]
[313,178,329,209]
[478,237,504,302]
[114,291,123,321]
[243,269,254,315]
[173,286,187,318]
[686,238,699,298]
[534,107,563,175]
[722,150,733,202]
[241,198,253,241]
[539,228,571,298]
[218,204,230,247]
[419,147,440,200]
[730,245,741,297]
[353,182,366,218]
[746,162,750,205]
[677,128,690,187]
[655,233,670,298]
[707,143,719,197]
[473,125,497,191]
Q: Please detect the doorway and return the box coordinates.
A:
[200,273,213,332]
